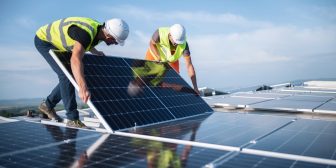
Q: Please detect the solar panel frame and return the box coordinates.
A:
[50,50,114,132]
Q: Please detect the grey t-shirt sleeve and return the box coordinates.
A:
[152,29,160,43]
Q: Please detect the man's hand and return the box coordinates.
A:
[194,88,200,95]
[79,85,91,103]
[95,50,105,56]
[90,47,105,56]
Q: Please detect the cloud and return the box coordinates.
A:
[298,6,336,22]
[189,25,336,69]
[0,69,57,99]
[14,17,38,30]
[100,5,272,28]
[315,6,336,21]
[0,45,50,71]
[3,4,336,99]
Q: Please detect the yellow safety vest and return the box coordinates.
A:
[132,62,167,86]
[36,17,100,52]
[151,27,186,63]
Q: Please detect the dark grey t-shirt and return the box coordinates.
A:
[67,25,101,49]
[152,29,190,56]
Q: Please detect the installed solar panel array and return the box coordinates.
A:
[204,88,336,114]
[1,114,336,167]
[50,51,212,132]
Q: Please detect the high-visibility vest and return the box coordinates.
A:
[132,62,167,86]
[36,17,100,52]
[150,27,186,63]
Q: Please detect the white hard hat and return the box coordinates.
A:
[105,18,129,46]
[127,81,142,97]
[169,24,186,44]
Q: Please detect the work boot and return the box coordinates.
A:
[66,120,88,129]
[39,101,63,122]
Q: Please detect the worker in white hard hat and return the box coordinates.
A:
[145,24,199,94]
[35,17,129,128]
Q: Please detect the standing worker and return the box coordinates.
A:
[145,24,199,94]
[35,17,129,128]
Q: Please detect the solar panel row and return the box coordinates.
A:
[205,90,336,114]
[0,121,335,168]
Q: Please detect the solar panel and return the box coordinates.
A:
[0,121,100,155]
[231,92,291,99]
[248,119,336,160]
[281,95,333,102]
[50,51,212,132]
[209,153,335,168]
[126,112,296,147]
[204,96,272,108]
[248,99,323,112]
[79,133,228,167]
[0,121,228,168]
[314,100,336,114]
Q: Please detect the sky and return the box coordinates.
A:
[0,0,336,100]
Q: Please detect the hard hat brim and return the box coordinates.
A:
[117,40,125,46]
[173,39,185,44]
[110,33,125,46]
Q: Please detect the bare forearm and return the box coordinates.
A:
[188,65,198,90]
[71,41,91,103]
[71,54,86,88]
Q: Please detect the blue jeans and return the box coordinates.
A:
[34,35,79,120]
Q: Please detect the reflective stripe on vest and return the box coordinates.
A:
[36,17,99,51]
[155,27,186,63]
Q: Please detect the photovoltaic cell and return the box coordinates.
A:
[51,51,212,131]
